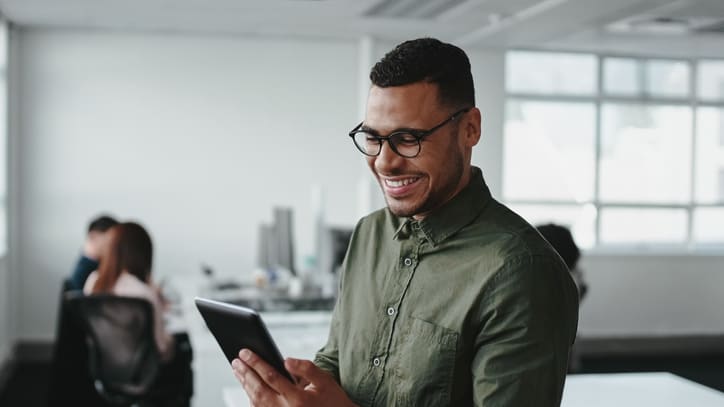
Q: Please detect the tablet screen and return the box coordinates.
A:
[195,297,294,382]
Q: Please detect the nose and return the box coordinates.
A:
[374,139,405,173]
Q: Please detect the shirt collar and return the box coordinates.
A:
[393,167,492,245]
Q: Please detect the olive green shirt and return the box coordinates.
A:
[315,167,579,406]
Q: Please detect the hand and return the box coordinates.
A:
[232,349,357,407]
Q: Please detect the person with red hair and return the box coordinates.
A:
[83,221,175,361]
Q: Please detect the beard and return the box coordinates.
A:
[382,141,466,219]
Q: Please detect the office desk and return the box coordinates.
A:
[224,372,724,407]
[561,372,724,406]
[167,274,335,407]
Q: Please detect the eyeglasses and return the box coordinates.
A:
[348,107,471,158]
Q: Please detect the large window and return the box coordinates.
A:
[505,51,724,250]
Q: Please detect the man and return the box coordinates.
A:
[67,215,118,290]
[232,38,579,406]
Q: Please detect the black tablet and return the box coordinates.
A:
[195,297,294,382]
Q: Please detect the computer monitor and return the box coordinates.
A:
[318,226,353,275]
[273,207,295,276]
[256,223,276,271]
[256,207,296,276]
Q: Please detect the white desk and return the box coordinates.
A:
[168,275,334,407]
[562,372,724,407]
[224,372,724,407]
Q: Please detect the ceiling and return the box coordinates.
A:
[0,0,723,57]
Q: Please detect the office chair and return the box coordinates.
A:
[48,279,109,406]
[65,292,182,407]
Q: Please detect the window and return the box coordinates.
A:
[503,100,595,202]
[599,104,692,204]
[697,61,724,102]
[505,51,724,250]
[506,51,597,95]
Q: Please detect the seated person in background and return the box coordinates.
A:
[536,223,588,300]
[83,221,175,361]
[68,215,118,291]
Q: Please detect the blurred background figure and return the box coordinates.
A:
[83,221,175,361]
[536,223,588,301]
[67,214,118,291]
[76,221,193,406]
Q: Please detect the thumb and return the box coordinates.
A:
[284,358,331,385]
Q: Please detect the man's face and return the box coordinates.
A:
[363,82,476,219]
[86,229,114,260]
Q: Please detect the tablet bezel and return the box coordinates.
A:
[195,296,294,383]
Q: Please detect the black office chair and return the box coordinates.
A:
[65,292,184,407]
[48,279,110,406]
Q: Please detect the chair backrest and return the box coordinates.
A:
[66,293,162,404]
[48,280,109,406]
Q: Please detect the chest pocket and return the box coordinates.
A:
[390,316,459,407]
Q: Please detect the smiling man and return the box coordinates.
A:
[233,37,579,407]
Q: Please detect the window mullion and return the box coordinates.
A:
[594,55,604,247]
[687,59,699,249]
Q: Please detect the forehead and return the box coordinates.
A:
[364,83,443,132]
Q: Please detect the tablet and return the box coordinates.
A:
[195,297,294,382]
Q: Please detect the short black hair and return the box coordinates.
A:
[370,37,475,109]
[87,215,118,233]
[536,223,580,270]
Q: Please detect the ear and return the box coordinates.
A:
[462,107,481,148]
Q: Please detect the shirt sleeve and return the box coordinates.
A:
[472,254,579,406]
[313,218,364,384]
[313,290,342,383]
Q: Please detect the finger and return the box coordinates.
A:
[285,358,332,385]
[232,359,244,384]
[239,349,297,396]
[232,358,277,406]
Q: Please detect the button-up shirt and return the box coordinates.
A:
[314,167,579,406]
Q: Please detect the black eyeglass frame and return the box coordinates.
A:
[348,107,472,158]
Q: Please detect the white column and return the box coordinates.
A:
[355,35,385,218]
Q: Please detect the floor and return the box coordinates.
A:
[0,362,49,406]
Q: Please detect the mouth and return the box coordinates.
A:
[382,176,422,198]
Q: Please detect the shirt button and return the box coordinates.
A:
[373,357,381,367]
[403,258,412,266]
[386,307,395,316]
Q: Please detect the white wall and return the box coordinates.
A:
[579,253,724,337]
[16,29,367,340]
[0,25,20,367]
[11,27,724,342]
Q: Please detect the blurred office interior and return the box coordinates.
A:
[0,0,724,405]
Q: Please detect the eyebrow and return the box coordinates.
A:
[359,124,426,136]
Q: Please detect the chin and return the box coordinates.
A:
[385,198,422,218]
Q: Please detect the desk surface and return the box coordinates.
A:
[224,372,724,407]
[562,372,724,407]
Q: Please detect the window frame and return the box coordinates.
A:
[504,50,724,252]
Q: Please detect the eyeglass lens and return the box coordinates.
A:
[352,132,420,158]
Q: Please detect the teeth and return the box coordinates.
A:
[385,177,419,187]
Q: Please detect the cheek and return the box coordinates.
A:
[365,157,376,172]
